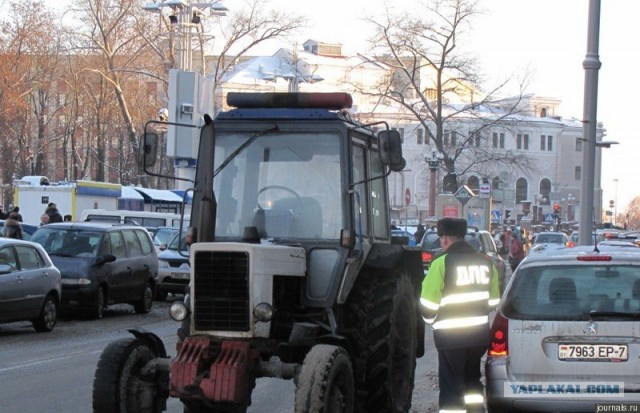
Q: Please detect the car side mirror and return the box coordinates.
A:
[159,243,168,251]
[0,263,12,274]
[378,130,406,172]
[96,253,117,265]
[140,132,159,168]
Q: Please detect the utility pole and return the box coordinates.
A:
[579,0,601,245]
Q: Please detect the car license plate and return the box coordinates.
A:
[558,344,627,361]
[171,272,190,280]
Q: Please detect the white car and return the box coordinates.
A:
[528,231,571,255]
[155,231,189,300]
[486,245,640,412]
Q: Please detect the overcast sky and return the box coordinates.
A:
[45,0,638,213]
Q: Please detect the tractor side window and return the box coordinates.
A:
[370,150,389,239]
[352,144,369,236]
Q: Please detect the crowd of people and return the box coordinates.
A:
[0,203,70,239]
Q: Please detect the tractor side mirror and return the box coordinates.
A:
[140,132,159,168]
[378,130,406,172]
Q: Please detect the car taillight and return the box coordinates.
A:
[422,251,433,264]
[566,241,575,247]
[489,312,508,357]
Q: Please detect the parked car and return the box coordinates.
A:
[30,222,158,319]
[420,226,507,293]
[391,228,417,246]
[0,220,39,241]
[486,245,640,412]
[155,231,189,301]
[0,238,61,332]
[150,226,179,253]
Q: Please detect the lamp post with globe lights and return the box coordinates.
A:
[424,150,444,217]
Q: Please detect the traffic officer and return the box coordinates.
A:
[420,217,500,413]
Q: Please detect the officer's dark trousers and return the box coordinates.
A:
[438,345,487,412]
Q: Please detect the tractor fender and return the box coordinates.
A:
[128,328,168,358]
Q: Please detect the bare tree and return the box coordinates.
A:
[621,196,640,231]
[357,0,534,191]
[63,0,164,185]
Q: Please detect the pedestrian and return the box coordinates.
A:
[11,206,23,222]
[40,214,50,226]
[45,203,63,223]
[64,214,72,222]
[508,227,525,272]
[420,217,500,413]
[0,206,5,220]
[2,212,24,239]
[414,223,426,244]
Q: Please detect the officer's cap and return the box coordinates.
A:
[436,217,467,237]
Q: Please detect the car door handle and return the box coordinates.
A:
[16,275,23,282]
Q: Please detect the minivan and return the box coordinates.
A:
[79,209,189,232]
[31,222,158,319]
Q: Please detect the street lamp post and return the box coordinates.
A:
[578,0,601,246]
[424,151,444,217]
[613,178,619,225]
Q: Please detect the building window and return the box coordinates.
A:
[575,137,582,152]
[425,88,437,100]
[575,166,581,181]
[516,177,528,204]
[517,134,529,150]
[443,131,450,146]
[492,132,498,148]
[547,135,553,151]
[451,131,457,147]
[417,128,424,145]
[471,131,480,147]
[499,133,505,148]
[540,135,546,151]
[539,179,551,205]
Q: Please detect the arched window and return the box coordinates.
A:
[540,107,547,117]
[539,179,551,205]
[467,176,479,193]
[516,178,528,204]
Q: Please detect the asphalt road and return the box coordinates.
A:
[0,298,439,413]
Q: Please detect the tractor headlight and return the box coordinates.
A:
[170,301,189,321]
[253,302,273,322]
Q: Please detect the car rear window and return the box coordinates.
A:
[421,232,482,251]
[503,264,640,320]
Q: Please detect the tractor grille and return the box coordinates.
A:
[193,251,250,332]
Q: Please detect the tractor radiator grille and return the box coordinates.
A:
[193,251,250,332]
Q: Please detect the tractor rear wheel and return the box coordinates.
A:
[345,271,417,413]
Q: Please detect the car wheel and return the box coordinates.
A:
[134,282,153,314]
[90,287,107,320]
[32,294,58,332]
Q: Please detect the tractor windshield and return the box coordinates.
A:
[212,131,343,240]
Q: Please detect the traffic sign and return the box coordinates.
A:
[454,185,474,206]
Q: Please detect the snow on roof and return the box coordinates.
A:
[131,187,183,203]
[120,186,145,200]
